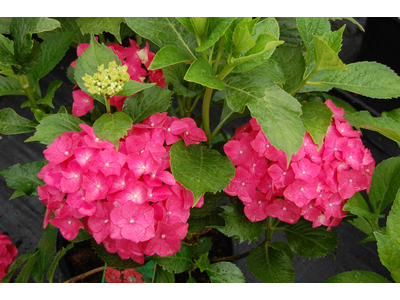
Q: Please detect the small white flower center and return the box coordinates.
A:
[167,211,172,215]
[121,181,125,186]
[133,194,138,199]
[167,128,171,132]
[266,144,270,148]
[300,187,304,192]
[239,150,243,154]
[130,219,135,224]
[241,182,245,186]
[105,162,109,167]
[253,163,257,167]
[151,123,155,127]
[329,203,333,207]
[74,174,79,179]
[151,174,156,178]
[95,138,99,142]
[302,170,306,174]
[148,193,153,198]
[349,156,353,159]
[258,201,262,204]
[68,220,72,224]
[96,184,101,189]
[85,156,90,161]
[161,234,166,239]
[64,151,69,156]
[349,179,353,183]
[283,172,286,175]
[104,219,109,223]
[309,205,313,209]
[282,207,287,211]
[334,148,337,151]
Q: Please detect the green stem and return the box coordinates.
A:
[305,81,324,86]
[136,34,143,46]
[189,94,201,112]
[213,35,225,73]
[291,62,321,96]
[104,95,111,114]
[177,95,185,118]
[18,74,39,109]
[202,87,214,145]
[152,262,157,283]
[101,262,107,283]
[209,110,234,143]
[217,63,234,81]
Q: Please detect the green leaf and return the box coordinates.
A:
[195,236,213,257]
[316,62,400,99]
[149,243,197,274]
[46,242,74,283]
[149,45,197,70]
[276,17,303,45]
[195,17,236,52]
[313,35,346,71]
[270,241,294,261]
[343,192,384,219]
[238,59,285,86]
[368,156,400,214]
[91,240,141,269]
[271,43,305,94]
[189,192,224,218]
[232,22,255,56]
[285,219,338,258]
[92,111,133,150]
[135,261,155,283]
[25,113,86,145]
[125,17,197,59]
[1,252,32,283]
[347,217,374,236]
[193,252,210,273]
[0,17,12,34]
[163,63,204,98]
[329,17,365,32]
[300,101,333,150]
[122,85,173,124]
[206,262,245,283]
[387,188,400,240]
[246,244,295,283]
[31,224,57,283]
[224,75,305,163]
[170,139,235,205]
[116,80,155,97]
[187,215,210,234]
[36,80,62,108]
[323,270,392,283]
[15,251,39,283]
[71,228,93,243]
[321,93,357,113]
[375,232,400,282]
[184,58,225,90]
[77,17,125,44]
[345,110,400,144]
[0,33,18,66]
[0,107,36,134]
[0,161,45,198]
[213,202,265,245]
[154,264,175,283]
[320,25,345,54]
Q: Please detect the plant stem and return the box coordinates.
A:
[18,74,39,109]
[190,94,202,112]
[202,87,214,145]
[104,95,111,114]
[213,35,225,73]
[63,266,105,283]
[136,34,143,46]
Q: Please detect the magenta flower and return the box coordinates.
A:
[115,179,148,205]
[224,166,259,204]
[49,205,84,240]
[87,201,115,244]
[284,179,319,208]
[291,158,321,182]
[224,136,253,166]
[82,172,111,201]
[179,118,207,146]
[72,90,94,117]
[337,169,368,200]
[43,132,80,165]
[60,160,83,193]
[265,198,301,224]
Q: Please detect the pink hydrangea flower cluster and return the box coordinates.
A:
[71,38,165,117]
[224,100,375,230]
[105,267,145,283]
[0,231,18,282]
[37,112,207,263]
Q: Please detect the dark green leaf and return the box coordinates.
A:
[46,242,74,283]
[77,17,125,44]
[239,59,285,86]
[0,17,12,34]
[343,192,384,219]
[189,192,224,218]
[71,228,93,243]
[37,80,62,108]
[91,240,141,269]
[323,270,392,283]
[0,33,18,65]
[270,240,294,261]
[194,252,210,272]
[15,251,39,283]
[206,262,245,283]
[276,17,303,45]
[188,215,210,234]
[154,264,175,283]
[135,261,155,283]
[0,107,36,134]
[387,188,400,240]
[170,139,235,205]
[321,93,357,113]
[163,63,204,98]
[195,236,213,256]
[184,58,225,90]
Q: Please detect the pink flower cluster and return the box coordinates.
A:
[71,38,165,117]
[38,112,207,263]
[0,231,18,282]
[224,100,375,230]
[105,268,145,283]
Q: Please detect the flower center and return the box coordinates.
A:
[282,207,287,211]
[105,162,109,167]
[67,220,72,225]
[239,150,243,154]
[64,151,69,156]
[96,184,101,189]
[349,179,353,183]
[130,219,135,224]
[300,187,304,192]
[104,219,109,223]
[241,182,245,186]
[161,234,166,239]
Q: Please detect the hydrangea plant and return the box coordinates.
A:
[1,17,400,283]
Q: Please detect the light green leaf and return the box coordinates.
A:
[212,202,265,245]
[238,59,285,86]
[124,17,197,59]
[149,45,197,70]
[224,75,305,163]
[184,58,225,90]
[387,188,400,240]
[246,244,295,283]
[286,219,338,258]
[122,85,173,124]
[316,62,400,99]
[170,139,235,205]
[206,262,245,283]
[344,192,384,219]
[313,35,346,71]
[0,107,36,134]
[162,63,204,98]
[0,161,45,198]
[92,111,133,150]
[25,113,86,145]
[232,22,255,56]
[195,17,236,52]
[77,17,125,44]
[320,25,345,54]
[115,80,155,97]
[347,217,374,236]
[323,270,391,283]
[37,80,62,108]
[375,232,400,282]
[300,101,333,150]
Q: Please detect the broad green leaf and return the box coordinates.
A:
[320,25,345,54]
[74,36,120,103]
[387,188,400,240]
[375,232,400,282]
[317,62,400,99]
[176,17,195,34]
[15,251,39,283]
[195,236,213,257]
[9,189,26,200]
[286,219,338,258]
[91,240,141,269]
[149,45,196,70]
[367,156,400,214]
[344,192,384,219]
[0,33,18,65]
[170,139,235,205]
[46,242,74,283]
[300,101,333,150]
[246,244,295,283]
[77,17,125,44]
[206,262,245,283]
[382,108,400,123]
[187,215,210,234]
[239,59,285,86]
[149,243,197,274]
[271,43,305,94]
[223,18,253,55]
[195,17,236,52]
[224,75,305,163]
[194,252,210,273]
[190,17,209,40]
[313,35,346,71]
[184,58,225,90]
[122,85,173,124]
[213,202,265,245]
[13,39,42,75]
[37,80,62,108]
[25,113,86,145]
[276,17,303,45]
[232,22,255,56]
[31,224,57,283]
[345,110,400,143]
[162,63,204,98]
[124,17,197,59]
[32,30,76,80]
[189,192,224,218]
[93,111,133,150]
[0,107,36,134]
[154,264,175,283]
[347,217,374,236]
[0,161,45,198]
[298,69,334,93]
[0,17,12,34]
[270,241,294,261]
[323,270,391,283]
[115,80,155,97]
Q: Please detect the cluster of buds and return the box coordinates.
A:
[82,61,130,97]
